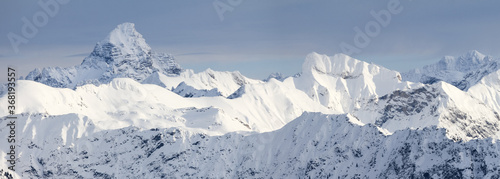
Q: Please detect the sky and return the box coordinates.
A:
[1,0,500,82]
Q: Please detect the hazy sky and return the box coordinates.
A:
[2,0,500,82]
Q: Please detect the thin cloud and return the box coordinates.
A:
[0,54,20,58]
[65,53,90,58]
[175,52,214,56]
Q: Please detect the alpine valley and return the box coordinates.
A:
[1,23,500,178]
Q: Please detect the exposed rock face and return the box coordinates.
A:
[3,113,500,178]
[25,23,182,88]
[403,50,500,91]
[5,23,500,178]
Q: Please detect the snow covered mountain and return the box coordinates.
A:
[264,72,287,82]
[355,82,500,141]
[403,50,500,91]
[2,23,500,178]
[286,52,412,113]
[0,77,333,135]
[142,68,262,97]
[24,23,182,89]
[468,70,500,113]
[2,112,500,178]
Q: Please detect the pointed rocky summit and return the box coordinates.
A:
[25,23,182,88]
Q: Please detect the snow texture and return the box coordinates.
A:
[2,23,500,178]
[403,50,500,91]
[24,23,182,89]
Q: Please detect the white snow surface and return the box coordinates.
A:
[2,23,500,178]
[0,78,333,135]
[468,69,500,112]
[142,68,262,97]
[23,23,182,89]
[288,52,412,113]
[403,50,500,90]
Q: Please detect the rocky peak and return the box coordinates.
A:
[25,22,182,88]
[83,23,152,65]
[434,50,491,72]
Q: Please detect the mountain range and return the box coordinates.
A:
[1,23,500,178]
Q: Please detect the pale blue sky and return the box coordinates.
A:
[2,0,500,82]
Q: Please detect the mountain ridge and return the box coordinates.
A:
[2,112,500,178]
[403,50,500,90]
[2,23,500,178]
[24,23,182,89]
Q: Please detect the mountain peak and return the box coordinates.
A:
[302,52,398,79]
[109,22,137,37]
[25,22,182,88]
[93,23,151,59]
[264,72,286,82]
[463,50,485,59]
[457,50,489,67]
[302,52,357,75]
[403,50,498,90]
[442,50,490,71]
[104,23,147,46]
[421,50,491,73]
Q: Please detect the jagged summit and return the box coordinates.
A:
[403,50,498,90]
[264,72,286,82]
[83,23,151,66]
[410,50,491,74]
[433,50,490,72]
[25,23,182,88]
[290,52,407,113]
[464,50,486,62]
[4,46,500,178]
[104,23,149,49]
[302,52,402,80]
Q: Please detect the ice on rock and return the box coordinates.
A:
[6,22,500,178]
[25,23,182,89]
[403,50,499,90]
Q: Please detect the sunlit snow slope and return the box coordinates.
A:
[2,23,500,178]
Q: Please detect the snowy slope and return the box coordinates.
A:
[403,50,499,90]
[468,69,500,112]
[2,113,500,178]
[354,82,500,141]
[264,72,287,82]
[285,52,412,113]
[4,50,500,178]
[0,79,332,135]
[142,69,262,97]
[3,22,500,178]
[24,23,182,88]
